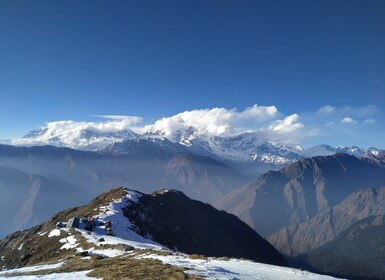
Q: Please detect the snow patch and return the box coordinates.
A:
[0,262,64,275]
[77,228,162,251]
[59,235,78,250]
[0,270,100,280]
[48,229,61,238]
[88,249,126,258]
[17,243,24,251]
[140,254,344,280]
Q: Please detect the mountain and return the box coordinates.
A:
[0,165,85,237]
[303,144,381,158]
[0,187,289,275]
[268,186,385,256]
[295,215,385,280]
[122,188,286,264]
[10,124,383,174]
[218,153,385,238]
[0,143,247,237]
[12,127,139,151]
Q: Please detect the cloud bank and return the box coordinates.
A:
[8,104,380,148]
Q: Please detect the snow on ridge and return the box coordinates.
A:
[89,188,162,250]
[0,269,99,280]
[48,229,61,237]
[140,254,344,280]
[122,188,142,203]
[0,262,65,275]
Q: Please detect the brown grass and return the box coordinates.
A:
[2,249,203,280]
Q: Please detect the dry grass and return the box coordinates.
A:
[2,248,203,280]
[188,254,207,260]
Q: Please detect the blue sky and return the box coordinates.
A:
[0,0,384,148]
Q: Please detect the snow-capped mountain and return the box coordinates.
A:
[10,124,383,166]
[142,127,304,164]
[303,144,381,158]
[12,127,139,151]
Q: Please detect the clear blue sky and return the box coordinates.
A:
[0,0,384,147]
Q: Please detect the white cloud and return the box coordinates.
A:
[363,119,376,125]
[11,116,143,148]
[341,117,357,124]
[92,115,143,123]
[11,104,306,146]
[9,104,380,149]
[318,105,335,114]
[256,114,304,144]
[142,104,280,139]
[268,114,303,133]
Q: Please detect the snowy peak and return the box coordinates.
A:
[303,144,382,158]
[10,124,383,167]
[144,125,200,146]
[193,133,304,164]
[12,125,139,151]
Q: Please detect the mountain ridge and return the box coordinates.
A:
[217,153,385,237]
[7,125,383,167]
[0,186,287,270]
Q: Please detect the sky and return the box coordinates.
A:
[0,0,384,148]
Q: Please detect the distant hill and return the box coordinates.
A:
[295,215,385,280]
[0,143,246,236]
[268,186,385,256]
[0,165,83,237]
[218,153,385,238]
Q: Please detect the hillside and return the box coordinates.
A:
[268,186,385,256]
[218,153,385,237]
[0,187,286,269]
[0,143,247,236]
[0,186,343,279]
[295,215,385,280]
[0,166,84,237]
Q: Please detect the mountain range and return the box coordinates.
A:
[218,152,385,238]
[8,125,382,167]
[1,125,385,279]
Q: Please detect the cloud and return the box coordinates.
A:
[341,117,357,124]
[9,103,381,149]
[92,115,143,123]
[142,104,280,139]
[11,104,306,146]
[363,119,376,125]
[318,105,335,114]
[11,116,143,148]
